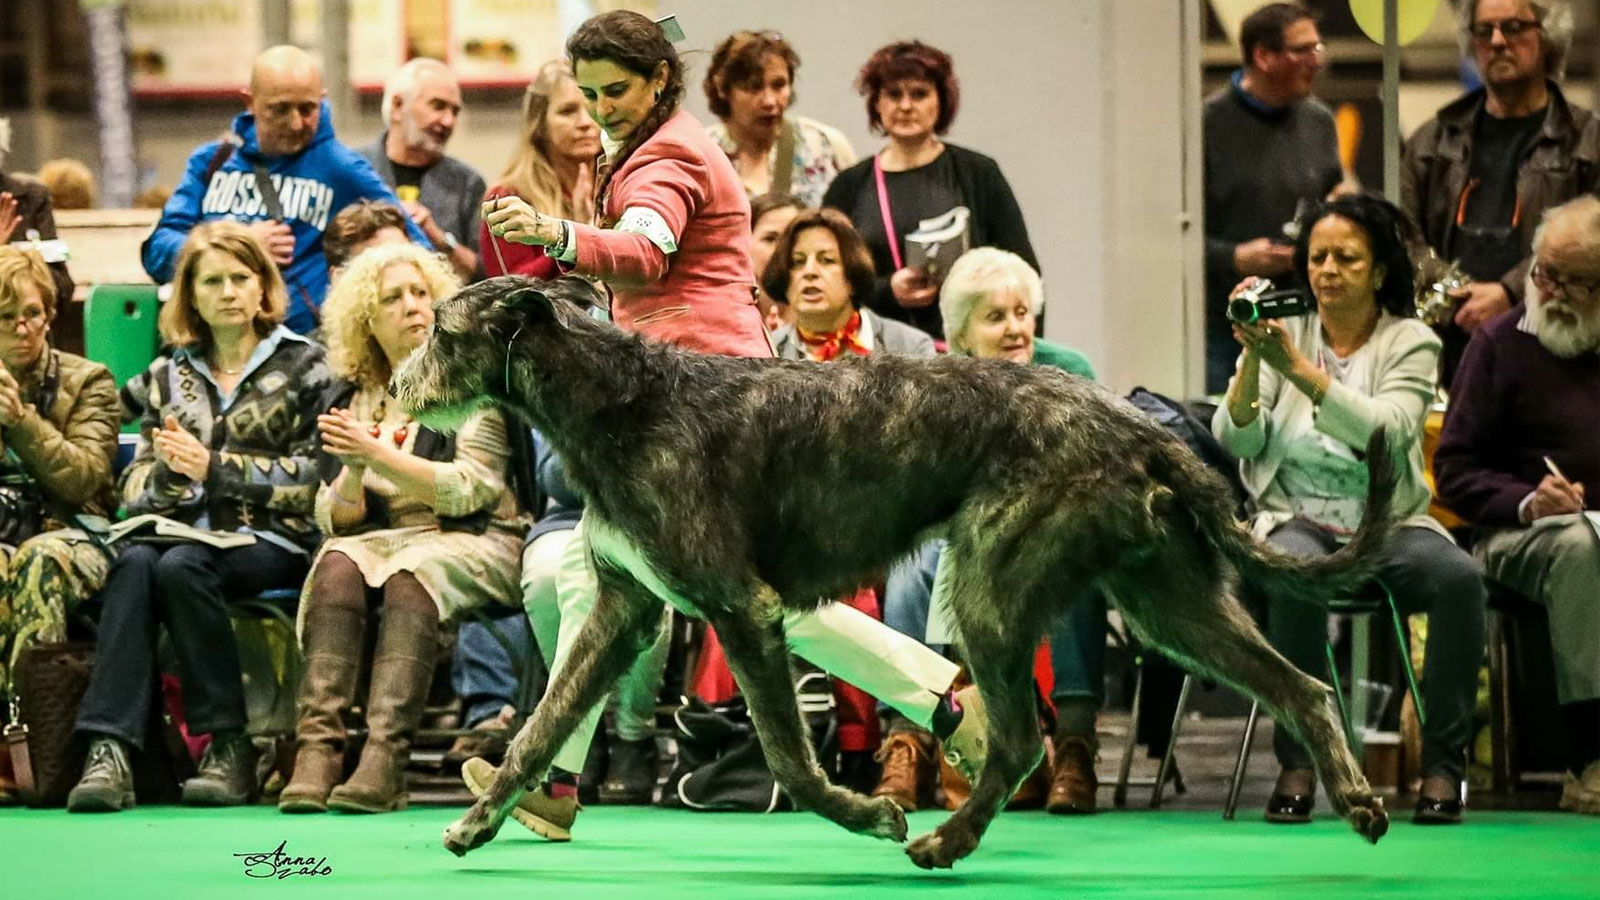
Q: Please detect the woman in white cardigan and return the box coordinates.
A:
[1213,193,1484,826]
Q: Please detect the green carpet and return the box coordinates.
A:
[3,806,1595,899]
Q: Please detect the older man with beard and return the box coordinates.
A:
[1435,194,1600,816]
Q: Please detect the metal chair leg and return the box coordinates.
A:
[1224,699,1260,820]
[1385,593,1426,727]
[1113,659,1144,808]
[1325,641,1358,751]
[1151,674,1191,809]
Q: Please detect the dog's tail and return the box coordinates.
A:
[1177,428,1398,608]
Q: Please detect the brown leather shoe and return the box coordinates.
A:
[872,729,937,811]
[1046,735,1099,815]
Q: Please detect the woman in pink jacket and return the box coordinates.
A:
[469,10,973,844]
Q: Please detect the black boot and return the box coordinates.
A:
[600,736,658,804]
[182,730,260,806]
[67,736,136,812]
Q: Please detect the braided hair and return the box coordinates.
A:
[566,10,686,211]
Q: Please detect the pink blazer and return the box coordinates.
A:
[568,110,771,359]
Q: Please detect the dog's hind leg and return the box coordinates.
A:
[1109,551,1388,844]
[442,559,663,857]
[905,556,1044,870]
[706,588,909,843]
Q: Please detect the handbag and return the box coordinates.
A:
[7,642,94,806]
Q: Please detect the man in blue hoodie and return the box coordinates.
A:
[142,45,429,333]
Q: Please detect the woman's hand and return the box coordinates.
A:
[0,367,28,428]
[890,267,938,308]
[482,195,563,248]
[318,409,388,469]
[153,415,211,482]
[1232,319,1298,373]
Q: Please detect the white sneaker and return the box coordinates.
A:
[1559,761,1600,815]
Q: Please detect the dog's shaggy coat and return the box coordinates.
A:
[396,276,1397,869]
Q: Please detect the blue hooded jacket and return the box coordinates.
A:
[141,101,431,333]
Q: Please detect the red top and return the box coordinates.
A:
[567,110,772,359]
[480,184,562,281]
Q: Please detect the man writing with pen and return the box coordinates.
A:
[1434,194,1600,818]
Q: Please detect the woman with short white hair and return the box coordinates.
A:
[874,247,1108,816]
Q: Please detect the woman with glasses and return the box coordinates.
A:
[703,31,856,207]
[0,247,120,804]
[1214,193,1486,826]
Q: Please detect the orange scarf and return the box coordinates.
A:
[797,311,870,361]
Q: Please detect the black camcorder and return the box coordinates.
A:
[1226,280,1315,325]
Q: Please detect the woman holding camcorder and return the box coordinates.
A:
[1212,193,1484,827]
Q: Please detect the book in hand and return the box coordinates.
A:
[99,514,257,549]
[904,206,971,282]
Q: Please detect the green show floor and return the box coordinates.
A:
[2,805,1596,899]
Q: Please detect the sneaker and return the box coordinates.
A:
[67,737,135,813]
[182,731,260,806]
[939,686,989,783]
[1560,761,1600,815]
[461,756,579,841]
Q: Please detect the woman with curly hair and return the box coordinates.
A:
[279,243,532,814]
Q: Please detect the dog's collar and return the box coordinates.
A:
[503,325,524,393]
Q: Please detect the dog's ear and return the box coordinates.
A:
[550,276,605,312]
[494,286,556,320]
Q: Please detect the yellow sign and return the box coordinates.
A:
[1349,0,1441,47]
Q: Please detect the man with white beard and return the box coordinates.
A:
[1436,194,1600,816]
[359,58,484,281]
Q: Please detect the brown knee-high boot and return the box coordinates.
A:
[328,604,437,813]
[280,603,365,812]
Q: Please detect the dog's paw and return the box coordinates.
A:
[1347,795,1388,845]
[860,796,908,843]
[442,807,502,857]
[906,832,951,870]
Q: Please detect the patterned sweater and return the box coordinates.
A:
[119,327,332,551]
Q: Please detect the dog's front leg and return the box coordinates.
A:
[443,562,664,857]
[709,592,908,844]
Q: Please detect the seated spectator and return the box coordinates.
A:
[749,192,802,332]
[763,208,935,359]
[1434,194,1600,816]
[823,41,1037,339]
[873,247,1101,814]
[66,222,331,813]
[279,243,531,814]
[1213,193,1485,825]
[703,30,856,206]
[323,199,415,277]
[0,247,120,804]
[480,60,600,279]
[0,124,75,313]
[36,158,96,210]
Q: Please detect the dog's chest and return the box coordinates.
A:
[585,519,705,618]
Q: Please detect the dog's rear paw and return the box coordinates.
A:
[905,824,978,869]
[861,796,908,843]
[1348,795,1389,845]
[442,808,502,857]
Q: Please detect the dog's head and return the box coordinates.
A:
[391,274,603,431]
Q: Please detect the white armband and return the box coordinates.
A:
[614,206,678,255]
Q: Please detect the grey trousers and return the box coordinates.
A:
[1265,520,1486,782]
[1476,515,1600,705]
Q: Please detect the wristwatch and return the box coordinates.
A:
[441,231,460,251]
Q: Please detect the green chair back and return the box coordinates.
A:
[84,285,161,433]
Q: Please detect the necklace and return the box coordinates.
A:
[369,397,413,448]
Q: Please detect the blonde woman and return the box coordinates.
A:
[480,60,602,278]
[279,243,532,814]
[68,222,330,813]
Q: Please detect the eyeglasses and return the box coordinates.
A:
[1469,18,1540,44]
[1281,41,1327,60]
[0,307,48,330]
[1531,262,1600,302]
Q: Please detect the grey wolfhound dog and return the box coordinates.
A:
[394,275,1396,869]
